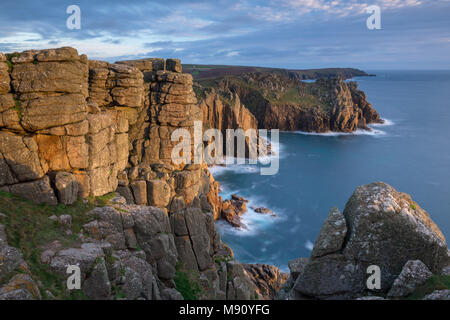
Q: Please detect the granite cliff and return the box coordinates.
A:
[0,47,448,301]
[194,69,383,133]
[0,47,285,300]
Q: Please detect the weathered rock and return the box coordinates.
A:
[343,183,448,283]
[49,243,104,280]
[166,59,182,73]
[226,261,257,300]
[293,182,449,299]
[387,260,433,298]
[85,207,126,250]
[147,179,171,207]
[130,180,147,205]
[0,274,41,300]
[9,176,57,205]
[423,289,450,300]
[243,264,288,300]
[0,131,45,183]
[82,258,111,300]
[161,287,183,300]
[310,207,347,258]
[0,245,25,283]
[288,258,309,281]
[54,172,78,205]
[356,296,386,300]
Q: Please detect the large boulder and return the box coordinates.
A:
[387,260,433,298]
[294,182,449,299]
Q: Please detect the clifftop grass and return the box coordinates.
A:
[0,191,116,299]
[408,275,450,300]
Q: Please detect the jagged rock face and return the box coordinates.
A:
[242,264,288,300]
[0,47,141,203]
[261,78,381,132]
[0,47,281,301]
[292,182,449,300]
[0,47,215,213]
[201,89,258,133]
[196,72,382,133]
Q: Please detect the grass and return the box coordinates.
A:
[0,190,117,299]
[174,262,201,300]
[408,275,450,300]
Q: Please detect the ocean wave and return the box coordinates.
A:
[305,240,314,251]
[217,196,282,237]
[369,118,394,127]
[288,118,394,137]
[292,128,386,136]
[208,139,285,175]
[209,163,260,176]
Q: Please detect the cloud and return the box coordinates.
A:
[0,0,449,68]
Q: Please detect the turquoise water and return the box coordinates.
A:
[213,70,450,271]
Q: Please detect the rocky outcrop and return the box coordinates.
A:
[195,72,382,133]
[0,47,140,203]
[0,47,269,301]
[0,223,40,300]
[242,264,288,300]
[387,260,433,298]
[281,182,449,300]
[0,47,223,222]
[200,88,258,142]
[220,194,248,228]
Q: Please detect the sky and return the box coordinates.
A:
[0,0,449,70]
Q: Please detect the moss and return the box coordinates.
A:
[408,275,450,300]
[410,203,417,210]
[174,262,202,300]
[13,99,22,119]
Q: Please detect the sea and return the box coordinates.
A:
[211,70,450,272]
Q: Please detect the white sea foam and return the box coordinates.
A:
[293,129,386,136]
[217,195,282,237]
[289,118,394,137]
[208,139,284,175]
[369,118,394,127]
[305,240,314,251]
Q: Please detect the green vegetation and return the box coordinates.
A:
[5,52,18,72]
[5,60,13,72]
[174,262,202,300]
[184,63,368,81]
[410,203,417,210]
[13,98,22,119]
[0,190,117,299]
[408,275,450,300]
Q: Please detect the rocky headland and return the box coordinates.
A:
[0,47,448,301]
[194,69,383,133]
[0,47,279,300]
